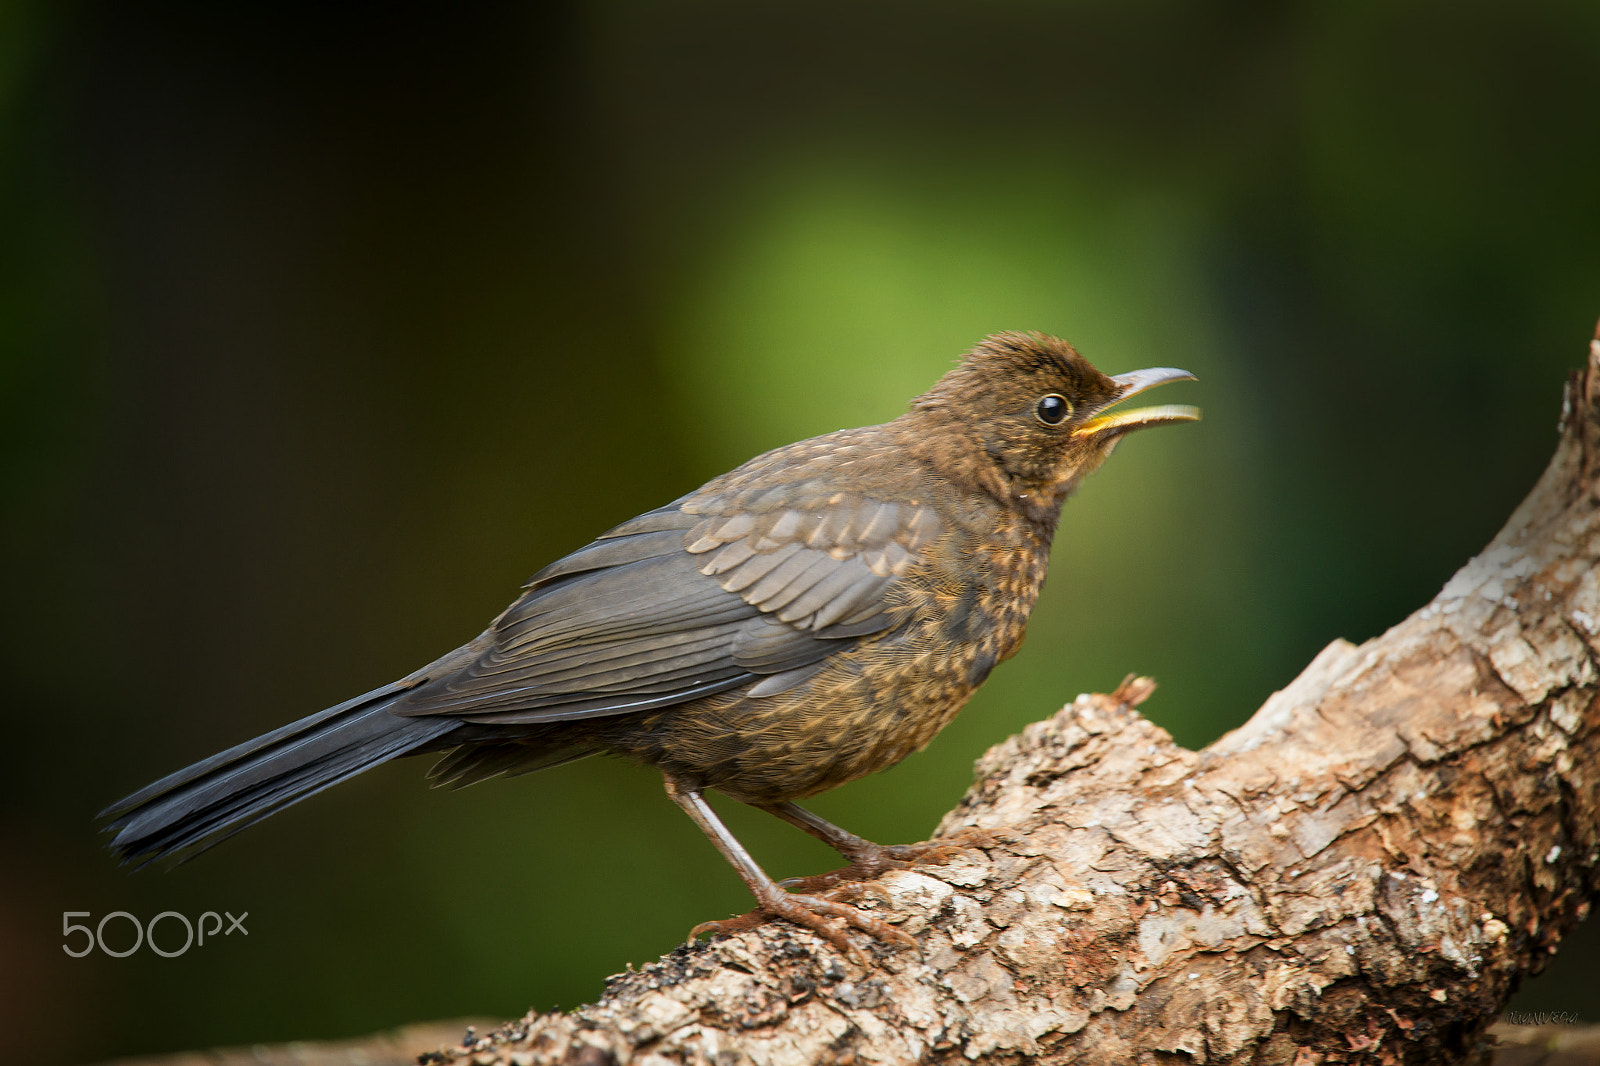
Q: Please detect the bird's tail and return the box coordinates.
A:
[101,680,461,865]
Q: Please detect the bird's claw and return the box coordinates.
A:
[775,828,999,895]
[691,829,1007,961]
[837,826,1001,878]
[689,911,768,941]
[772,892,917,961]
[689,889,915,964]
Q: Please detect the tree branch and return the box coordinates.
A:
[428,327,1600,1066]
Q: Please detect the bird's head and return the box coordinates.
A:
[910,331,1199,517]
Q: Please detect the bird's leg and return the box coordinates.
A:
[662,774,914,960]
[760,801,933,875]
[757,801,994,893]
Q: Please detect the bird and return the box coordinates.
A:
[102,331,1197,958]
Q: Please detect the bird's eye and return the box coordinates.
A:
[1035,394,1071,425]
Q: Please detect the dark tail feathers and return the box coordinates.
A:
[101,681,460,865]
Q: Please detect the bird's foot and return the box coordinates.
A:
[690,885,915,965]
[846,824,1002,875]
[779,825,1003,894]
[687,826,1008,962]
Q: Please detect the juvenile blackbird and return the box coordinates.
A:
[103,331,1197,955]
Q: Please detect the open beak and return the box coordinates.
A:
[1072,367,1200,441]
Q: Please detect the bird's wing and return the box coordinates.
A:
[390,492,944,725]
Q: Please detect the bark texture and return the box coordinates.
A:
[432,329,1600,1066]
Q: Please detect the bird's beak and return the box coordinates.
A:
[1072,367,1200,441]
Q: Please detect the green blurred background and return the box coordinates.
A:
[2,2,1597,1061]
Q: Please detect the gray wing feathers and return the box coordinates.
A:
[395,552,762,719]
[393,489,942,724]
[524,519,696,589]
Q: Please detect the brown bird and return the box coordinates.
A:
[102,331,1197,956]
